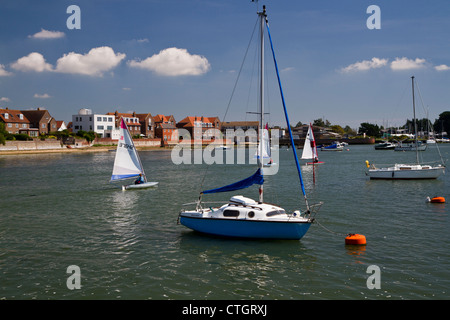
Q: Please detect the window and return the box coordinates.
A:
[42,123,46,128]
[103,117,107,122]
[97,125,104,130]
[108,117,113,122]
[97,117,101,121]
[107,126,113,130]
[223,209,240,217]
[266,210,285,217]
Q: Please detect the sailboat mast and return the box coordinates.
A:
[258,6,266,203]
[412,76,419,164]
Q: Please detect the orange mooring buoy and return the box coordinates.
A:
[427,196,446,203]
[345,233,367,245]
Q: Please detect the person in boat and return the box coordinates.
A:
[135,173,144,184]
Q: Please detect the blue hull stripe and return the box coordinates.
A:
[180,216,311,240]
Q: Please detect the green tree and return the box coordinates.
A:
[433,111,450,135]
[358,122,382,137]
[0,122,7,145]
[76,130,96,142]
[329,125,345,135]
[313,118,330,127]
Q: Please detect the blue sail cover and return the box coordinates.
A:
[202,169,264,194]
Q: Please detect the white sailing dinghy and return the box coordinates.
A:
[178,5,322,240]
[301,123,324,165]
[366,76,445,180]
[255,123,276,167]
[110,118,159,190]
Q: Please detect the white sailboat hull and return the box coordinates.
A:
[394,144,427,151]
[368,164,445,179]
[122,181,159,190]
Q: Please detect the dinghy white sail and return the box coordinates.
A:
[255,123,276,166]
[301,123,324,165]
[110,118,158,190]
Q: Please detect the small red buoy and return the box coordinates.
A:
[428,196,445,203]
[345,233,366,245]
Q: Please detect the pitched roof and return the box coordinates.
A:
[21,109,52,123]
[177,116,220,128]
[0,108,30,124]
[153,114,175,123]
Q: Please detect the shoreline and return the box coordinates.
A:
[0,146,168,156]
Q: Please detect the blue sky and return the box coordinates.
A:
[1,0,449,129]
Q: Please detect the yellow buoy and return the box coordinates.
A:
[345,233,367,245]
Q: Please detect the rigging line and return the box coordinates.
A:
[266,21,309,211]
[244,36,259,123]
[222,17,259,123]
[414,79,445,165]
[198,17,259,194]
[315,219,347,237]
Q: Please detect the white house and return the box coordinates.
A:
[72,108,118,138]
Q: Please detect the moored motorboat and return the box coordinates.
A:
[374,142,396,150]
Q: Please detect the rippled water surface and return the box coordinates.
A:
[1,145,449,299]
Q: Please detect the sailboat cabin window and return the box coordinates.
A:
[223,209,240,217]
[266,210,285,217]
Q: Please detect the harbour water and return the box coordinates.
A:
[0,144,449,300]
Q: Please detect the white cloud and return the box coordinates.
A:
[390,57,426,71]
[34,93,51,99]
[11,52,53,72]
[29,28,65,39]
[341,57,388,73]
[128,47,210,76]
[0,97,11,102]
[0,64,12,76]
[434,64,450,71]
[55,46,126,76]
